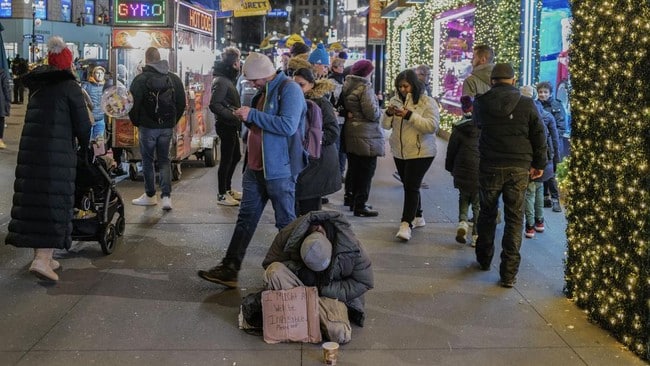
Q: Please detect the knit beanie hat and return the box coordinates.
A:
[490,63,515,79]
[47,36,73,71]
[308,43,330,66]
[242,52,276,80]
[460,95,473,114]
[351,59,374,77]
[519,85,538,100]
[300,231,332,272]
[337,51,348,60]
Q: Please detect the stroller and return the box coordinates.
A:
[72,148,126,254]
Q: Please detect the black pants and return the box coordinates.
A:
[345,153,377,209]
[217,129,242,195]
[0,117,4,138]
[543,176,560,199]
[296,197,321,217]
[394,156,434,223]
[13,78,24,103]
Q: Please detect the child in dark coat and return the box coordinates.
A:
[445,95,480,246]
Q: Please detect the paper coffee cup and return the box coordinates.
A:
[322,341,339,365]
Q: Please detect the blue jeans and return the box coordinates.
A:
[138,127,173,198]
[525,181,543,227]
[475,166,529,281]
[223,168,297,270]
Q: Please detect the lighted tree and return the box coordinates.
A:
[564,0,650,359]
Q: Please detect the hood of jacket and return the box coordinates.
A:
[306,78,335,99]
[342,74,370,92]
[471,63,494,88]
[476,83,521,118]
[144,60,170,74]
[452,116,480,138]
[288,54,311,72]
[22,65,77,90]
[213,60,239,81]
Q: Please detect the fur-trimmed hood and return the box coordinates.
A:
[306,78,335,99]
[288,54,311,73]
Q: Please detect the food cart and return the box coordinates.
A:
[109,0,218,181]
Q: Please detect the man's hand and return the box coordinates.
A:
[233,106,251,121]
[529,167,543,180]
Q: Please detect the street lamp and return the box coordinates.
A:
[285,5,292,35]
[24,0,36,63]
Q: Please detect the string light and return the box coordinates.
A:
[565,1,650,359]
[384,0,527,132]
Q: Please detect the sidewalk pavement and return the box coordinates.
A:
[0,102,646,365]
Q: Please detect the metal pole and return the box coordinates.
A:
[31,5,35,63]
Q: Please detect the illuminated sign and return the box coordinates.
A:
[177,2,213,36]
[113,0,166,25]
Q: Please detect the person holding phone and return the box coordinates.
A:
[382,69,439,241]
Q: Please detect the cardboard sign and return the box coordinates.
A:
[262,286,321,344]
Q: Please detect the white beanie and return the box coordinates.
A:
[242,52,276,80]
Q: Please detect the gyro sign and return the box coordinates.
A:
[113,0,166,25]
[177,2,213,36]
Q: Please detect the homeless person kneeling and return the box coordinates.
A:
[262,210,374,343]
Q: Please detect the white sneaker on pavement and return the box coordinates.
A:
[396,221,412,241]
[161,196,172,211]
[132,193,157,206]
[228,190,242,201]
[412,216,426,228]
[455,221,469,244]
[217,193,240,206]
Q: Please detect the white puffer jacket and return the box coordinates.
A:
[381,93,439,159]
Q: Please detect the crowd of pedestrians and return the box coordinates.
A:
[3,39,569,327]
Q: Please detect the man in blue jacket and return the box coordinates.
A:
[472,63,548,288]
[198,52,308,288]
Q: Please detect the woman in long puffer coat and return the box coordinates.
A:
[5,36,92,281]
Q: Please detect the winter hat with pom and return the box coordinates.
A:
[308,43,330,66]
[47,36,73,71]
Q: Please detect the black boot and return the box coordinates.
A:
[354,205,378,217]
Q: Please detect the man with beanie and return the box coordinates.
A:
[198,52,308,288]
[6,36,92,281]
[262,211,374,332]
[210,46,243,206]
[308,43,330,79]
[462,44,495,97]
[128,47,186,210]
[472,62,548,288]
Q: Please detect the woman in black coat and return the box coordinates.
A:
[292,68,342,216]
[5,36,92,281]
[210,47,243,206]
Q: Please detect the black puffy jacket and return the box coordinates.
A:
[6,66,92,249]
[446,117,480,193]
[473,84,548,170]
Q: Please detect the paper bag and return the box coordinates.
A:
[262,286,321,344]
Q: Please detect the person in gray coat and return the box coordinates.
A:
[262,210,374,327]
[462,45,495,97]
[341,59,384,217]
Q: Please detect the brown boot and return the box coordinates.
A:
[29,249,59,281]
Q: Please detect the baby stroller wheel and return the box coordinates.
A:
[115,215,126,236]
[99,224,117,255]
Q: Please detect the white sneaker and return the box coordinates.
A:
[217,193,240,206]
[0,139,6,149]
[470,234,478,247]
[396,221,412,241]
[132,193,157,206]
[161,196,172,211]
[455,221,469,244]
[228,190,243,201]
[412,216,426,228]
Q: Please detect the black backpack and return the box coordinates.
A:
[144,73,176,124]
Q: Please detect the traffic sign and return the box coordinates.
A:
[23,34,31,39]
[35,34,44,42]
